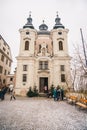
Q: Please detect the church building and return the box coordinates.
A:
[15,13,71,96]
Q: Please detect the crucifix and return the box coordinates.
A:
[29,11,31,17]
[56,11,58,15]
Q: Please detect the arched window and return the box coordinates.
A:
[59,41,63,50]
[46,45,48,52]
[39,44,41,53]
[25,41,29,50]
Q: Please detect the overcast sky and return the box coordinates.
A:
[0,0,87,73]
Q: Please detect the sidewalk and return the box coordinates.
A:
[0,94,87,130]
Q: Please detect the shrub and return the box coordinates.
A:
[27,86,38,97]
[33,86,38,97]
[27,87,34,97]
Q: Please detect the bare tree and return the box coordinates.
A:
[71,41,87,92]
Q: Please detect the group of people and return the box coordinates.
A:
[53,86,64,101]
[0,83,16,101]
[45,85,64,101]
[0,84,64,101]
[0,85,8,100]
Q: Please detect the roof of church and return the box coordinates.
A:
[23,12,65,30]
[39,20,48,31]
[53,13,65,29]
[38,20,50,35]
[23,13,34,29]
[38,31,50,35]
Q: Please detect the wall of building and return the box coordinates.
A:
[15,15,72,96]
[0,35,12,88]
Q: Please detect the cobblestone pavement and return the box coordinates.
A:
[0,95,87,130]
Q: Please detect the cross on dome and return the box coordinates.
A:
[43,20,45,24]
[29,11,31,17]
[56,11,58,15]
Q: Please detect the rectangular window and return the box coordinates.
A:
[22,74,27,82]
[61,74,65,82]
[39,61,48,70]
[7,52,9,55]
[4,70,7,75]
[45,61,48,69]
[23,65,27,71]
[3,79,6,83]
[0,66,3,73]
[60,65,65,71]
[6,59,8,64]
[1,55,4,62]
[39,61,42,69]
[10,78,13,81]
[9,61,11,67]
[3,47,6,51]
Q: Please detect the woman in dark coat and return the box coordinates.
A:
[0,86,8,100]
[56,88,60,101]
[53,87,57,101]
[60,88,64,100]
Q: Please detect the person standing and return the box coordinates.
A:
[56,87,60,101]
[53,87,57,101]
[10,89,16,100]
[0,85,8,100]
[9,83,13,93]
[60,88,64,100]
[44,86,47,93]
[9,84,16,100]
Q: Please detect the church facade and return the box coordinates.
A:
[15,13,71,96]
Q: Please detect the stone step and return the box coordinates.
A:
[39,93,47,97]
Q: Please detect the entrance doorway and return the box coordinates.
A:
[39,77,48,93]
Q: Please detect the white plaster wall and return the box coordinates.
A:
[16,26,71,96]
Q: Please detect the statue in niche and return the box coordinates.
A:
[41,43,47,56]
[42,47,46,56]
[46,45,48,53]
[37,42,50,56]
